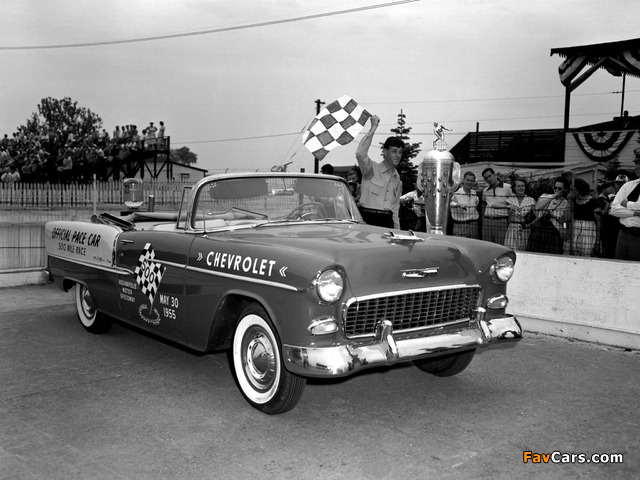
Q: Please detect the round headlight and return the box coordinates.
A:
[491,255,514,283]
[314,269,344,303]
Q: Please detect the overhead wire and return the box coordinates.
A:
[170,108,631,146]
[0,0,420,50]
[168,86,638,146]
[365,89,640,105]
[5,0,632,151]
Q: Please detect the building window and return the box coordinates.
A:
[180,173,190,182]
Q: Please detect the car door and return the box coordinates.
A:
[115,230,195,344]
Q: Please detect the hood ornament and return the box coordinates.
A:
[383,230,425,243]
[401,267,439,278]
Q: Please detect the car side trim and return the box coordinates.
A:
[47,253,131,276]
[186,265,299,291]
[49,253,298,291]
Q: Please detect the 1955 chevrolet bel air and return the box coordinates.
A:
[45,172,522,414]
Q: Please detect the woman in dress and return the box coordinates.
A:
[504,177,536,250]
[527,176,571,254]
[570,177,600,256]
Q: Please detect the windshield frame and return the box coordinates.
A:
[186,173,363,233]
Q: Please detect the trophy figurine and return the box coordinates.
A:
[419,127,460,235]
[432,122,451,150]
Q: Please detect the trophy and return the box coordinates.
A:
[419,147,460,235]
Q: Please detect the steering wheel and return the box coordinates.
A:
[286,202,328,220]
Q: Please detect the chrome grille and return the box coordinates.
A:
[344,287,481,337]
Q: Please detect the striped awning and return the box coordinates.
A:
[551,38,640,86]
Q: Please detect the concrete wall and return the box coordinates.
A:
[2,251,639,350]
[0,269,47,288]
[0,224,45,270]
[509,253,640,350]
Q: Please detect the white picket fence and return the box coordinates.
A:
[0,181,190,210]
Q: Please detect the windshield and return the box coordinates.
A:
[191,176,362,230]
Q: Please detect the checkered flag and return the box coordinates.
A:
[134,243,165,307]
[303,95,371,161]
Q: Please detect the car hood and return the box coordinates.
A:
[215,222,509,296]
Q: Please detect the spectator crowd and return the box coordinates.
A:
[0,120,167,184]
[336,161,638,260]
[447,167,637,260]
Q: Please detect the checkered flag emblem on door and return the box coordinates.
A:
[303,95,371,161]
[134,243,165,307]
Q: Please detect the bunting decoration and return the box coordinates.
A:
[620,48,640,77]
[558,55,589,86]
[302,95,371,161]
[571,130,636,161]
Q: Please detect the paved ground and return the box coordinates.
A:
[1,284,638,480]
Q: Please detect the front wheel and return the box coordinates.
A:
[75,284,113,334]
[232,303,306,414]
[413,350,475,377]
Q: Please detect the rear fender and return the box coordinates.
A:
[45,221,121,268]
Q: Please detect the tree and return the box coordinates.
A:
[13,97,104,182]
[170,146,198,165]
[24,97,103,150]
[386,110,421,191]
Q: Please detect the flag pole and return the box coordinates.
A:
[314,99,324,173]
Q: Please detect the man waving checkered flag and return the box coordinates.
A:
[303,95,371,161]
[134,242,165,307]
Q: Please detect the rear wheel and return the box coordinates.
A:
[75,284,113,334]
[413,350,475,377]
[232,303,306,414]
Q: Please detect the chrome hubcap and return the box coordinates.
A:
[244,329,276,391]
[81,288,95,317]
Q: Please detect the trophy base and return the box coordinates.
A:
[432,139,449,151]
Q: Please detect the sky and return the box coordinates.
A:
[1,0,639,175]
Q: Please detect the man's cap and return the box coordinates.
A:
[615,174,629,183]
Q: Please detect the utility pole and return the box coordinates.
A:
[314,99,325,173]
[620,72,626,117]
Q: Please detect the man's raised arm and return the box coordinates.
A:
[355,115,380,171]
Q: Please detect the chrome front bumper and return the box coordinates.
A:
[283,315,522,377]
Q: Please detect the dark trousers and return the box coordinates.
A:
[359,206,394,228]
[615,229,640,261]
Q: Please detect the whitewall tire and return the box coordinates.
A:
[232,303,305,414]
[75,284,113,334]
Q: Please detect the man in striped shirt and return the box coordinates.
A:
[481,167,513,245]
